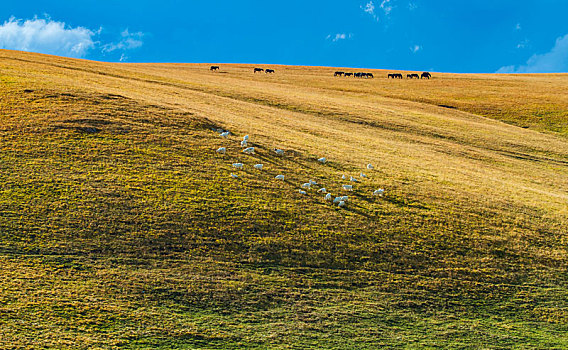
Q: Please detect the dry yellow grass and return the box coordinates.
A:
[1,49,567,348]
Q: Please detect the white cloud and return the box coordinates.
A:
[516,39,529,49]
[515,23,522,31]
[0,16,144,61]
[380,0,393,15]
[102,29,144,53]
[497,33,568,73]
[408,2,418,11]
[410,45,421,53]
[0,17,95,57]
[361,0,394,22]
[327,33,353,42]
[362,1,378,21]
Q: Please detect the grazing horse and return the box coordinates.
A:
[265,69,275,74]
[366,73,374,78]
[334,71,344,77]
[344,72,353,77]
[388,73,395,79]
[421,72,432,79]
[254,68,264,73]
[396,73,403,79]
[210,66,219,71]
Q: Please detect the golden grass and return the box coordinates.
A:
[1,49,568,348]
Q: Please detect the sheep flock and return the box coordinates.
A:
[214,128,385,209]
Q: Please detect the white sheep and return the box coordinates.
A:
[232,163,244,169]
[243,147,255,154]
[360,172,368,178]
[367,164,374,169]
[343,185,353,191]
[333,196,342,203]
[342,174,347,180]
[301,183,311,189]
[325,193,332,201]
[299,190,307,195]
[309,180,318,185]
[318,157,326,163]
[338,201,346,207]
[350,176,358,182]
[373,189,385,196]
[275,175,285,180]
[241,140,248,147]
[317,188,327,193]
[230,173,239,179]
[220,131,230,138]
[243,135,249,141]
[216,147,226,154]
[274,149,284,155]
[254,164,263,170]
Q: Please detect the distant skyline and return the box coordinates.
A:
[1,1,567,73]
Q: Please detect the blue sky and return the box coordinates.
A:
[1,0,567,73]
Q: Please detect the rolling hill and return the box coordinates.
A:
[1,49,567,348]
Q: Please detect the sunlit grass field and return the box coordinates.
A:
[1,49,567,348]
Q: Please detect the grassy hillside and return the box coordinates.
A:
[1,49,567,348]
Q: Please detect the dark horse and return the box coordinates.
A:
[344,72,353,77]
[407,73,420,79]
[265,69,275,74]
[421,72,432,79]
[366,73,374,78]
[389,73,403,79]
[210,66,220,71]
[334,71,344,77]
[254,68,264,73]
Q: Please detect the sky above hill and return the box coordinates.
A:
[0,1,567,73]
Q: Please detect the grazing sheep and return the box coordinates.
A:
[230,173,239,179]
[340,196,348,201]
[299,190,307,195]
[343,185,353,191]
[350,176,358,182]
[342,175,347,180]
[360,172,368,178]
[243,135,249,141]
[373,189,385,196]
[220,131,230,138]
[309,180,318,185]
[241,140,248,147]
[367,164,374,169]
[275,175,285,180]
[232,163,244,169]
[274,149,284,155]
[216,147,226,154]
[243,147,255,154]
[338,201,346,207]
[333,196,342,203]
[325,193,332,201]
[317,188,327,193]
[254,164,263,170]
[301,183,311,189]
[318,157,327,163]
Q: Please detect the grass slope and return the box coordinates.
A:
[1,50,568,348]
